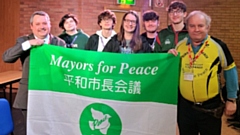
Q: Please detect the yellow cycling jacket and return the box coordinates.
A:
[176,35,236,102]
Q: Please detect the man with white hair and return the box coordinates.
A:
[169,10,238,135]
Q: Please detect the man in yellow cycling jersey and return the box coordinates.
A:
[169,10,238,135]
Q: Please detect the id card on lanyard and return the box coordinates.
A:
[184,69,194,81]
[184,41,208,81]
[149,36,156,50]
[67,35,78,48]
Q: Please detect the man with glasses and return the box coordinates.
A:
[154,0,188,52]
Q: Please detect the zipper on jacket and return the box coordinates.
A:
[191,63,197,103]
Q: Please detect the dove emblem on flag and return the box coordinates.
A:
[89,108,111,134]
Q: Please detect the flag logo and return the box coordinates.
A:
[165,39,171,45]
[79,103,122,135]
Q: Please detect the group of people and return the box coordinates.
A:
[2,0,239,135]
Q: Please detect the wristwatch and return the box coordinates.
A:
[226,98,236,103]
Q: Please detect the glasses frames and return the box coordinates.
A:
[124,19,137,25]
[169,10,183,15]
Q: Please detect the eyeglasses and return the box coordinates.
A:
[169,10,183,15]
[124,19,137,24]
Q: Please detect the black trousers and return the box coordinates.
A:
[177,94,222,135]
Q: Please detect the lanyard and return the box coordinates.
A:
[149,36,156,50]
[188,41,208,67]
[71,35,78,45]
[100,37,106,48]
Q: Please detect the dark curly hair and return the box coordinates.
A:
[59,13,79,30]
[97,9,116,29]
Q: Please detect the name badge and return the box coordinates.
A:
[72,44,78,48]
[184,72,194,81]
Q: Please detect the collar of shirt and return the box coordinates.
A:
[186,35,208,54]
[34,34,50,44]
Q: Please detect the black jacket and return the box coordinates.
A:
[85,34,99,51]
[85,34,119,53]
[105,34,152,53]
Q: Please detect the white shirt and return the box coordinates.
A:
[22,34,50,51]
[96,30,116,52]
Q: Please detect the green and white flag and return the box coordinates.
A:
[27,45,180,135]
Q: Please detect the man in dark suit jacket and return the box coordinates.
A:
[2,11,65,123]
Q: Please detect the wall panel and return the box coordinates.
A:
[0,0,20,72]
